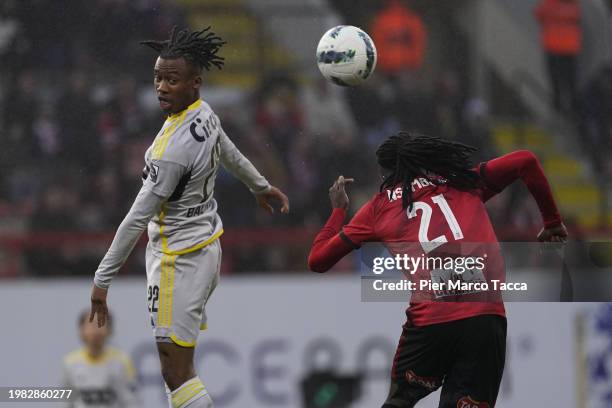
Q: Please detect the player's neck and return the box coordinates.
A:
[170,94,201,117]
[84,346,106,361]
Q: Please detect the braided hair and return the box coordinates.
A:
[376,131,481,210]
[140,26,226,72]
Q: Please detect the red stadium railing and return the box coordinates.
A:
[0,228,319,278]
[1,225,609,278]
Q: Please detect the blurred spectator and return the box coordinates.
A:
[370,0,427,74]
[580,65,612,176]
[32,104,61,159]
[254,73,304,158]
[62,310,141,408]
[301,78,356,143]
[461,97,496,162]
[392,71,436,135]
[535,0,582,113]
[4,71,38,163]
[432,69,464,140]
[346,75,400,149]
[57,72,98,169]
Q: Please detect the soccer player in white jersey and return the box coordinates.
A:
[62,310,140,408]
[89,26,289,408]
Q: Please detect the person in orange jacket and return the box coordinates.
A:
[371,0,427,74]
[535,0,582,113]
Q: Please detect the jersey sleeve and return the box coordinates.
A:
[142,159,187,200]
[218,124,271,193]
[341,199,378,247]
[308,199,377,273]
[478,150,562,227]
[94,186,164,289]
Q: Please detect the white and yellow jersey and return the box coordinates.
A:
[94,99,270,289]
[61,347,139,408]
[142,99,269,255]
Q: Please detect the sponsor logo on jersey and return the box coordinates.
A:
[405,369,441,391]
[186,201,213,218]
[457,396,490,408]
[386,177,446,202]
[150,163,159,183]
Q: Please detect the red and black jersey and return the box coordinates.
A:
[308,150,562,326]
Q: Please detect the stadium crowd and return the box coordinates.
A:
[0,0,607,276]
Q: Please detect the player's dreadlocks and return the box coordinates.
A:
[140,26,226,71]
[376,131,481,210]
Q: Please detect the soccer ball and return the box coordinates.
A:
[316,25,377,87]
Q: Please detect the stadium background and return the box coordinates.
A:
[0,0,611,407]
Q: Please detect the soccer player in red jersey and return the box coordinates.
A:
[308,132,567,408]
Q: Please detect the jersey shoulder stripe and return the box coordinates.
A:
[152,99,204,161]
[63,348,85,365]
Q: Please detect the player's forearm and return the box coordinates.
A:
[94,188,162,289]
[308,208,353,272]
[485,150,562,227]
[519,153,562,227]
[94,222,145,289]
[219,130,270,193]
[222,153,270,193]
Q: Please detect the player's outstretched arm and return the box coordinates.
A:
[481,150,566,241]
[90,187,165,327]
[218,125,289,214]
[91,160,187,327]
[308,176,357,272]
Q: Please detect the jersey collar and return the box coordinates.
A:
[169,99,202,119]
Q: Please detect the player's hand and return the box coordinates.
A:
[329,175,354,210]
[90,284,109,328]
[537,223,568,243]
[255,186,290,214]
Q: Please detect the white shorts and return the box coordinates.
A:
[146,239,221,347]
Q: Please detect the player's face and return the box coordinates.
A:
[154,57,201,115]
[80,318,110,350]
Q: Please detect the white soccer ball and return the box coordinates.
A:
[316,25,377,87]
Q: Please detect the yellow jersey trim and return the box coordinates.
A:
[64,349,84,365]
[157,254,176,327]
[169,99,202,119]
[200,323,208,331]
[152,106,190,160]
[161,228,224,255]
[159,203,169,252]
[171,379,205,407]
[65,348,126,366]
[81,349,109,365]
[170,333,196,348]
[157,254,165,326]
[152,115,179,160]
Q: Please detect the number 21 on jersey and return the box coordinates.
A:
[407,194,463,253]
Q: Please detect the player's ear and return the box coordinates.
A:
[193,73,202,89]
